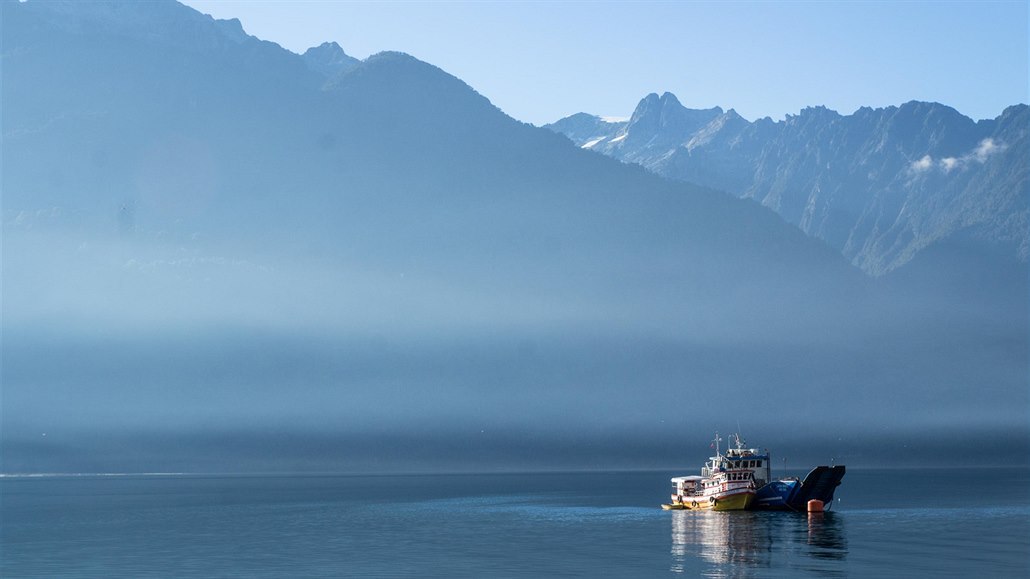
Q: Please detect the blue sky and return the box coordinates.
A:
[181,0,1028,125]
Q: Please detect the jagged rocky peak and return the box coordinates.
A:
[545,94,1026,274]
[709,108,748,130]
[627,91,723,140]
[628,92,682,123]
[302,41,361,77]
[784,105,841,127]
[686,108,751,149]
[722,108,744,120]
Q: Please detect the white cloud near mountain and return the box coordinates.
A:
[910,155,934,172]
[909,138,1006,174]
[973,137,1002,161]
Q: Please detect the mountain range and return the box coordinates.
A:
[2,0,1026,472]
[546,93,1028,276]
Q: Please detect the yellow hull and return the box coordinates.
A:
[662,491,755,512]
[709,492,754,511]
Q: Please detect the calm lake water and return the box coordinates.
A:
[2,468,1028,577]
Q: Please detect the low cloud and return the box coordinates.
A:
[909,155,934,173]
[972,138,1001,162]
[909,138,1006,175]
[940,157,960,172]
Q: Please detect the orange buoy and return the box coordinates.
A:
[807,499,824,513]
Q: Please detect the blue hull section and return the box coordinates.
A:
[753,466,846,511]
[753,479,800,510]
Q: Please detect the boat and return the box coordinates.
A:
[661,433,757,511]
[714,433,846,511]
[661,433,846,512]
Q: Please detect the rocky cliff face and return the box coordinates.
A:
[547,95,1028,275]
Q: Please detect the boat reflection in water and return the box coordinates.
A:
[669,510,847,574]
[805,511,848,561]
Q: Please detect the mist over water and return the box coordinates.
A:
[2,0,1027,475]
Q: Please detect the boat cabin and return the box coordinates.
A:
[670,475,703,497]
[700,433,772,487]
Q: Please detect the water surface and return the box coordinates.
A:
[2,468,1027,577]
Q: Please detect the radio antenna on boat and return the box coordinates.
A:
[732,432,745,450]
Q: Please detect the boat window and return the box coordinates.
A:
[757,460,762,467]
